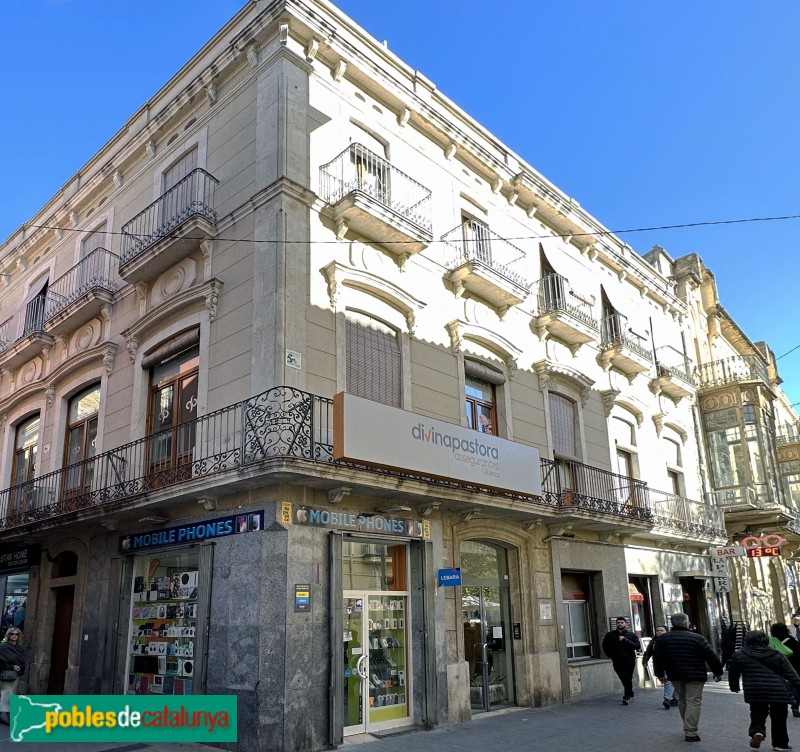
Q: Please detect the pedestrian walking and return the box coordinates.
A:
[770,623,800,718]
[653,612,723,742]
[792,616,800,641]
[0,627,25,725]
[728,629,800,751]
[602,616,641,705]
[643,625,678,709]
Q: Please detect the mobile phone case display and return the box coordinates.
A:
[368,597,407,710]
[126,562,199,695]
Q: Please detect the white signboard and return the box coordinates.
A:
[661,583,684,602]
[711,546,746,557]
[333,393,541,497]
[713,577,731,593]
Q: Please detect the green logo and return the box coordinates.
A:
[9,695,237,743]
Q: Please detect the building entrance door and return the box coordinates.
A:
[342,593,409,735]
[460,540,515,713]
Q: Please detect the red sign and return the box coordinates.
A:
[746,547,782,558]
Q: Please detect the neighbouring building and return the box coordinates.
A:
[0,1,796,750]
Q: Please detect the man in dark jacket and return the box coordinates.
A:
[729,629,800,751]
[653,613,723,742]
[602,616,641,705]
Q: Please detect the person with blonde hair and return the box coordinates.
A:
[0,627,25,725]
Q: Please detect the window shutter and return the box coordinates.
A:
[346,312,401,407]
[141,327,201,369]
[164,148,198,191]
[549,393,578,458]
[464,359,505,385]
[82,223,108,255]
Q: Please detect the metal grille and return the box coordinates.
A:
[346,312,401,408]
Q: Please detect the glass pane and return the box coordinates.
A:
[342,542,406,592]
[368,596,408,720]
[465,377,493,402]
[550,393,577,458]
[343,597,365,729]
[461,541,505,583]
[707,426,746,487]
[16,417,40,450]
[70,385,101,422]
[476,405,494,435]
[569,602,590,644]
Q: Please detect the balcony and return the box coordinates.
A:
[539,457,653,530]
[532,273,598,353]
[647,489,727,542]
[0,387,558,534]
[0,296,54,371]
[650,345,695,401]
[777,422,800,448]
[713,485,795,529]
[42,248,118,336]
[597,313,653,379]
[319,144,432,260]
[696,355,771,392]
[441,221,528,313]
[119,168,218,284]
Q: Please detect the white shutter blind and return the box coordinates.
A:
[82,223,107,255]
[549,393,578,459]
[164,148,198,191]
[346,312,401,407]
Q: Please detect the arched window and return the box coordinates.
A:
[10,415,40,518]
[63,384,101,500]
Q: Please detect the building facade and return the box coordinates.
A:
[0,1,796,751]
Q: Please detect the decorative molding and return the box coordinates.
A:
[103,342,118,376]
[652,413,665,437]
[526,204,538,219]
[205,83,218,105]
[321,261,426,331]
[397,108,411,127]
[113,170,123,188]
[134,281,148,317]
[332,60,346,82]
[450,320,522,366]
[100,520,118,532]
[126,337,139,364]
[444,142,457,160]
[205,278,223,321]
[446,320,462,353]
[305,39,319,62]
[246,42,260,68]
[278,23,289,46]
[599,389,621,417]
[146,140,157,159]
[664,420,689,443]
[507,191,519,206]
[418,502,440,517]
[506,358,518,378]
[200,239,213,281]
[491,179,502,194]
[45,385,55,407]
[534,360,594,406]
[459,508,481,522]
[334,219,348,241]
[70,211,79,227]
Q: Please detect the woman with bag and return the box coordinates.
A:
[728,629,800,751]
[0,628,25,725]
[771,623,800,718]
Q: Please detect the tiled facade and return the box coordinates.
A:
[0,1,797,750]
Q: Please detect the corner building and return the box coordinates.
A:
[0,2,797,751]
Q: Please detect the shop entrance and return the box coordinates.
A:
[341,540,411,736]
[460,540,515,713]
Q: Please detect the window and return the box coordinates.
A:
[612,416,637,477]
[81,224,107,257]
[9,415,40,518]
[146,336,199,485]
[549,393,580,493]
[346,312,401,407]
[63,385,101,502]
[782,460,800,506]
[20,276,49,338]
[461,215,491,265]
[465,376,496,435]
[162,148,198,226]
[562,572,593,659]
[351,143,390,205]
[664,437,683,496]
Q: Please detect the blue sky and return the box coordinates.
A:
[3,1,799,404]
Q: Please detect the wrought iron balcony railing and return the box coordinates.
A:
[696,355,770,390]
[648,488,726,539]
[540,457,652,522]
[319,143,432,233]
[0,295,48,353]
[654,345,695,386]
[120,168,218,266]
[44,248,118,322]
[599,313,653,362]
[535,273,598,329]
[441,220,527,288]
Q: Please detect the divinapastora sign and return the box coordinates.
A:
[333,393,541,496]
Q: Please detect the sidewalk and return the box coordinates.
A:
[0,681,790,751]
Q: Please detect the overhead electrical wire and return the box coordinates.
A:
[10,211,800,248]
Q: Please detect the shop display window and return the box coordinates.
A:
[125,551,199,695]
[1,574,28,638]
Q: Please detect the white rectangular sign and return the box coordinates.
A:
[333,393,541,497]
[712,546,746,557]
[661,583,684,602]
